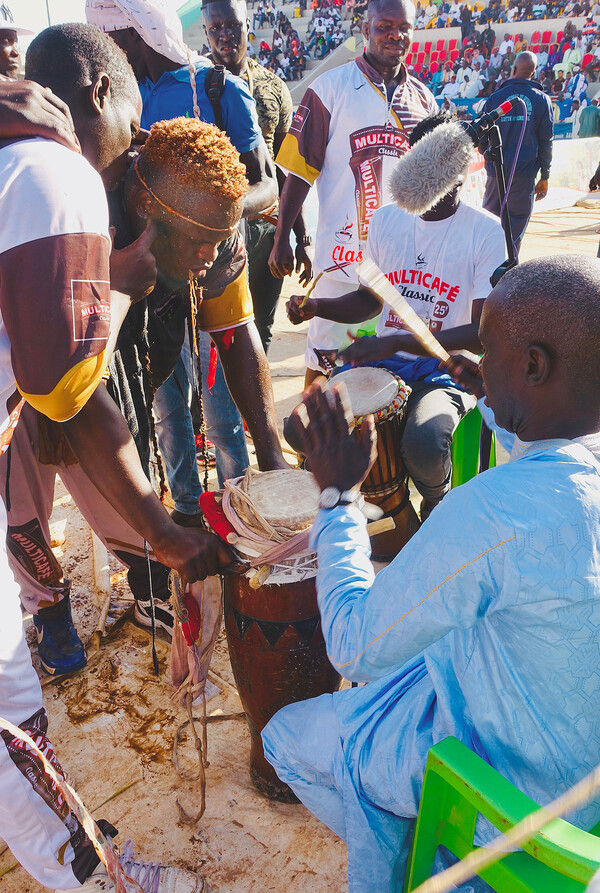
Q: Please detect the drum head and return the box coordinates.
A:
[327,367,400,419]
[233,468,321,535]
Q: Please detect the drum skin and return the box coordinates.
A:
[223,573,342,801]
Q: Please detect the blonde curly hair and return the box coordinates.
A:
[138,116,249,203]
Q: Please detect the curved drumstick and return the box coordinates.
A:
[359,258,452,366]
[297,271,323,309]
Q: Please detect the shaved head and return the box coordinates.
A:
[367,0,415,17]
[512,51,537,79]
[490,255,600,384]
[480,256,600,439]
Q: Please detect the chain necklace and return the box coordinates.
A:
[188,272,210,492]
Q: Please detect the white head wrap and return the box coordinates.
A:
[85,0,191,66]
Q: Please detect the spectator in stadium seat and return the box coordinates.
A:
[559,20,576,53]
[441,72,461,97]
[499,33,514,55]
[456,57,472,83]
[554,40,582,74]
[460,72,482,96]
[482,22,495,54]
[489,45,503,71]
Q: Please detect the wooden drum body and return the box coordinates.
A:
[327,367,420,560]
[223,573,342,801]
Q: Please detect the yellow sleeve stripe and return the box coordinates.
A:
[198,268,254,333]
[275,133,320,186]
[333,535,516,670]
[18,351,108,422]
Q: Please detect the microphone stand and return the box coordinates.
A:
[486,122,518,287]
[480,122,517,470]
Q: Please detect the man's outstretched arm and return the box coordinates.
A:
[62,385,232,581]
[212,320,288,471]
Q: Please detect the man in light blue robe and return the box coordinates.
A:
[262,255,600,892]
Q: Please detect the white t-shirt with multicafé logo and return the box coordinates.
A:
[276,55,438,286]
[364,201,506,358]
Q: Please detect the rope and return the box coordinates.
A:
[186,45,201,121]
[188,276,211,493]
[168,571,209,822]
[413,761,600,893]
[144,540,159,676]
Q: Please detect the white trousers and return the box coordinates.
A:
[0,467,107,888]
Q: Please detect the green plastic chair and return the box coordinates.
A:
[404,737,600,892]
[451,407,497,489]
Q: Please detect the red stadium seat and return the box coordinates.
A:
[430,61,438,72]
[530,44,539,53]
[411,40,419,53]
[413,62,422,73]
[438,49,447,62]
[417,51,426,64]
[531,30,541,42]
[557,29,563,42]
[582,52,593,67]
[436,38,445,51]
[424,40,432,54]
[542,29,552,43]
[405,52,413,65]
[430,50,438,62]
[448,38,457,50]
[450,48,459,62]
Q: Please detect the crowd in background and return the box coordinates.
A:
[238,0,600,122]
[406,19,600,134]
[415,0,600,29]
[228,0,353,77]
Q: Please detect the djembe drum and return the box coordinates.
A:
[221,468,342,802]
[326,366,420,560]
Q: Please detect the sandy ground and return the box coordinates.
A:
[1,201,599,893]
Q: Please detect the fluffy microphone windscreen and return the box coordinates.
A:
[388,122,474,216]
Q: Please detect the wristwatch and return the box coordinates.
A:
[319,486,363,510]
[300,234,313,247]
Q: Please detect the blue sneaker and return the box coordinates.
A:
[33,589,87,675]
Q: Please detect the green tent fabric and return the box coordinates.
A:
[178,0,203,31]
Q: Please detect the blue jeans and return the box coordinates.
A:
[153,331,249,514]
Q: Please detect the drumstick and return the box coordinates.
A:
[298,271,323,309]
[359,258,452,366]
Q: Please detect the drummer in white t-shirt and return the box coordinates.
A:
[287,111,506,518]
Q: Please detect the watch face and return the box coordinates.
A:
[319,486,341,509]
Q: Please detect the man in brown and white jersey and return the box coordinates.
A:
[0,24,224,892]
[269,0,438,386]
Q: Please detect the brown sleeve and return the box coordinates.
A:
[0,232,112,420]
[275,88,331,184]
